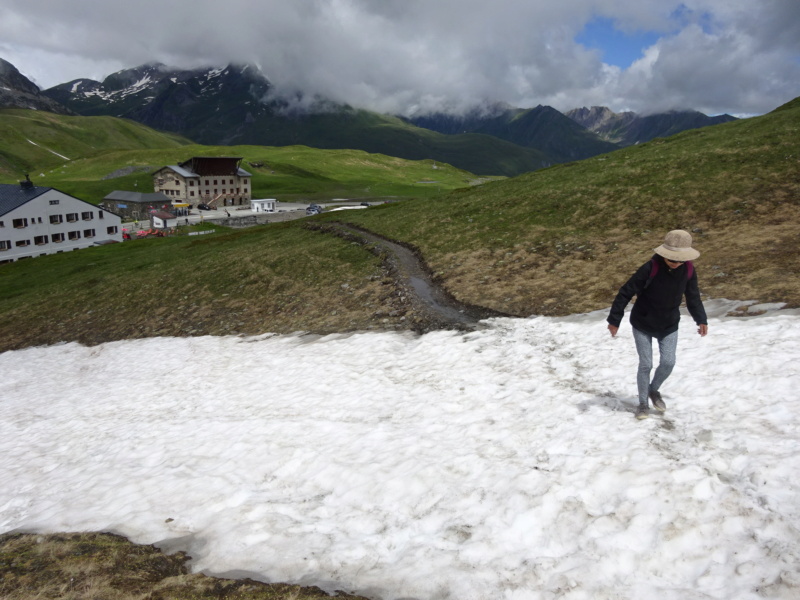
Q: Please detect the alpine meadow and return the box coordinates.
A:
[1,97,798,352]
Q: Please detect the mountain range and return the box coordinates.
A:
[3,58,736,176]
[565,105,737,146]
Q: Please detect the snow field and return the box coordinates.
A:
[1,301,799,599]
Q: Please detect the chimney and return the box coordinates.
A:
[19,174,34,190]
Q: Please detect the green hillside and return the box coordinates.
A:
[0,109,488,202]
[0,98,798,352]
[0,109,190,177]
[473,105,620,162]
[204,107,551,177]
[321,98,800,316]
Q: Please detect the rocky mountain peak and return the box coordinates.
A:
[566,106,635,131]
[0,57,73,114]
[565,105,736,146]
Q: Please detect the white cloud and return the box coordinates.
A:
[0,0,798,115]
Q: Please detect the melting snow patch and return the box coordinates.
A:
[1,307,799,599]
[26,139,69,160]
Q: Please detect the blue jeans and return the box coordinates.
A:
[632,327,678,407]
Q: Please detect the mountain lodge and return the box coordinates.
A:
[152,157,252,207]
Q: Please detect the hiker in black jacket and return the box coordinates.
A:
[607,230,708,420]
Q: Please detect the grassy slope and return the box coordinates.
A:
[317,97,800,316]
[0,99,798,351]
[0,109,485,202]
[0,109,190,176]
[0,222,392,350]
[230,108,551,177]
[22,145,482,203]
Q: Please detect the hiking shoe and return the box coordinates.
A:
[635,405,650,420]
[649,390,667,412]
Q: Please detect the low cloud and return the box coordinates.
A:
[1,0,798,116]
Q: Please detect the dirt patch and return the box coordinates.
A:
[101,166,154,180]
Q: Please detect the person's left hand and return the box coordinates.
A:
[698,324,708,337]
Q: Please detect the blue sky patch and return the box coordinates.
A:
[577,17,662,68]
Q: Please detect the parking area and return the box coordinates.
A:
[121,200,384,230]
[187,201,307,224]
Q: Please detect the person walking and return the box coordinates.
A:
[607,230,708,419]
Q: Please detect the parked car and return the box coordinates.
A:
[306,207,322,216]
[197,203,212,211]
[360,202,371,207]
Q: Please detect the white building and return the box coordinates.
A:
[251,198,276,213]
[150,211,178,230]
[152,157,252,207]
[0,180,122,264]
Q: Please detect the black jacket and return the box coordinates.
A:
[607,254,707,337]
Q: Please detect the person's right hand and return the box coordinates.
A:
[608,324,619,337]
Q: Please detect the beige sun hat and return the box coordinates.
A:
[654,229,700,261]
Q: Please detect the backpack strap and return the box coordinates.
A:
[644,258,658,289]
[686,260,694,280]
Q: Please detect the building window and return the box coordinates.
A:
[189,180,195,186]
[50,214,64,224]
[52,233,65,243]
[106,226,118,234]
[49,199,60,205]
[0,240,10,251]
[213,179,218,185]
[16,239,30,247]
[34,235,49,245]
[12,218,28,228]
[98,211,104,219]
[82,211,93,220]
[0,221,4,227]
[68,231,81,240]
[190,191,195,197]
[84,229,96,238]
[66,213,78,222]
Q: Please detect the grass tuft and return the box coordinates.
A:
[0,532,371,599]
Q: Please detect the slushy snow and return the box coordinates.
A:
[1,300,799,600]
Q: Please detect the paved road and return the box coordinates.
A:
[187,202,307,225]
[123,201,371,228]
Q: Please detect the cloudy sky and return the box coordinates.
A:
[2,0,799,116]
